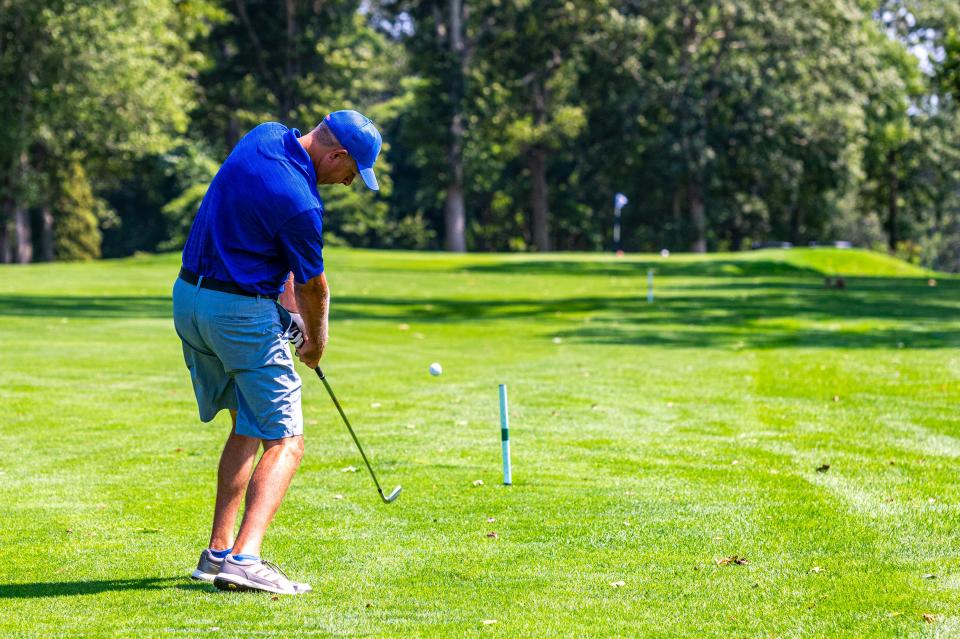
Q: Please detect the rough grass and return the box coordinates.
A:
[0,247,958,638]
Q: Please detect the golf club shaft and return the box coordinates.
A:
[314,367,387,500]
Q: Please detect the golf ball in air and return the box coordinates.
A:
[429,362,443,376]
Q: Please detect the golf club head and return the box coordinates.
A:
[382,486,402,503]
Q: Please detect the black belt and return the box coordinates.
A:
[179,267,278,300]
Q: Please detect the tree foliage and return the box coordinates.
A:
[0,0,210,261]
[1,0,959,269]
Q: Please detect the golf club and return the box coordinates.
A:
[314,367,401,504]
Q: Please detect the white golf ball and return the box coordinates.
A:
[429,362,443,376]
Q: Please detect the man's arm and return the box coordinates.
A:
[293,272,329,368]
[278,272,298,312]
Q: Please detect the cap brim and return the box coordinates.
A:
[359,167,379,191]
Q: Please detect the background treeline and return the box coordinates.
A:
[2,0,959,267]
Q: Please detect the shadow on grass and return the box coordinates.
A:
[330,276,959,349]
[0,274,956,349]
[0,576,204,598]
[459,258,825,278]
[553,278,960,349]
[0,295,171,318]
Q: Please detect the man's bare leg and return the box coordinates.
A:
[231,435,304,557]
[209,410,260,551]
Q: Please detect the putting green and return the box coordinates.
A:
[1,248,957,637]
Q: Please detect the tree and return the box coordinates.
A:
[478,0,598,251]
[373,0,499,252]
[872,0,960,266]
[859,30,924,250]
[609,0,905,252]
[943,28,960,97]
[0,0,208,261]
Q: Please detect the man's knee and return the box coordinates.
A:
[266,434,304,464]
[288,435,305,464]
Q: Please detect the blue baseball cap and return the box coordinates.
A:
[325,110,382,191]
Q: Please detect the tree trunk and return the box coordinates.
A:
[444,189,466,252]
[41,204,54,261]
[788,195,801,245]
[224,40,241,149]
[444,151,466,252]
[788,205,801,246]
[731,214,742,252]
[669,183,684,251]
[529,77,551,252]
[13,150,31,263]
[688,181,706,253]
[281,0,297,119]
[529,144,551,251]
[0,216,10,264]
[0,177,11,263]
[786,173,802,245]
[15,202,32,263]
[886,149,898,251]
[443,0,467,253]
[672,184,683,220]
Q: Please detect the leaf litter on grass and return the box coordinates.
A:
[716,556,750,567]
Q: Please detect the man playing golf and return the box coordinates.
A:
[172,110,382,595]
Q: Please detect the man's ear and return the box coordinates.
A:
[326,148,349,162]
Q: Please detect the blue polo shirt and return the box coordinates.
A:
[181,123,325,296]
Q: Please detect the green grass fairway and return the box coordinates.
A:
[2,248,959,637]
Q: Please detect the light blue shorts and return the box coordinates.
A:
[172,277,302,440]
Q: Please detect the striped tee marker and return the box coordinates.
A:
[499,384,512,485]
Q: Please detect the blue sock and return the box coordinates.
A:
[209,547,232,559]
[232,554,260,563]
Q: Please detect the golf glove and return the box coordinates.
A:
[286,312,305,350]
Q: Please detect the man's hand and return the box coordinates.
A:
[295,337,323,369]
[286,312,306,350]
[287,313,326,368]
[285,311,324,368]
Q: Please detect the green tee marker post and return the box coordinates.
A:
[499,384,512,485]
[647,269,654,303]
